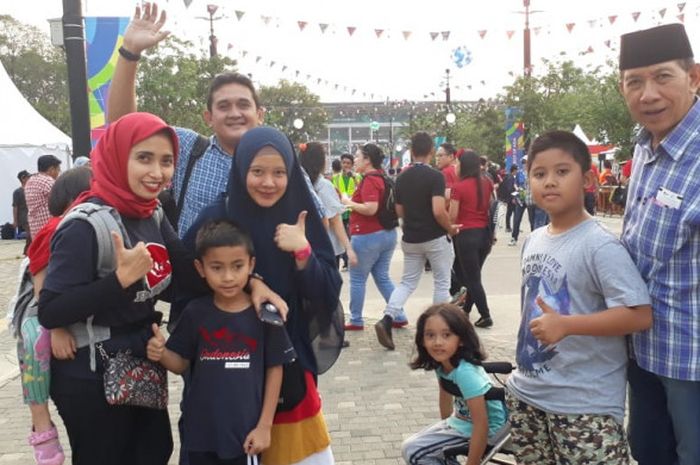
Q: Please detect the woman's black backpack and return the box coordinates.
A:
[364,173,398,230]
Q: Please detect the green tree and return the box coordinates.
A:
[137,36,238,134]
[0,15,70,134]
[258,80,328,144]
[452,99,506,163]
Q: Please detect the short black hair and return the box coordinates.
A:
[37,155,62,173]
[340,153,354,164]
[195,219,255,259]
[603,160,613,169]
[17,170,30,181]
[360,143,384,169]
[411,132,434,157]
[527,130,591,174]
[439,143,456,156]
[299,142,325,183]
[206,73,260,112]
[331,158,341,172]
[48,167,92,216]
[510,165,519,173]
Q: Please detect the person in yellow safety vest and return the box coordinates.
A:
[332,153,361,271]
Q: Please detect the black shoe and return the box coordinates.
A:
[375,315,395,350]
[505,227,512,233]
[474,317,493,328]
[342,340,350,348]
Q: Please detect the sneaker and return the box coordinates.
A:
[375,315,395,350]
[344,324,364,331]
[474,317,493,328]
[508,238,517,246]
[450,287,468,305]
[29,425,65,465]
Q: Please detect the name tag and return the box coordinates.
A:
[225,362,250,369]
[654,187,682,209]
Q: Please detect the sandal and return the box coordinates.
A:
[28,425,65,465]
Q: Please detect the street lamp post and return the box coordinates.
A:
[524,0,531,77]
[207,4,219,58]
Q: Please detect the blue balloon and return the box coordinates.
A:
[451,46,472,68]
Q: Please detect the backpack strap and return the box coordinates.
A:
[174,134,210,226]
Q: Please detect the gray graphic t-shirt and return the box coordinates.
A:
[507,219,650,423]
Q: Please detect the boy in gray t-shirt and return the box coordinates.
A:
[506,131,652,465]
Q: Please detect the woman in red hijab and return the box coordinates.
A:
[37,113,198,465]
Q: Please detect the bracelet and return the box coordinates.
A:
[293,243,312,261]
[118,46,141,62]
[244,272,264,293]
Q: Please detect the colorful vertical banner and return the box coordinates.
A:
[85,17,130,147]
[505,107,525,172]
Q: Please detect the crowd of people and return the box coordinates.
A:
[5,5,699,465]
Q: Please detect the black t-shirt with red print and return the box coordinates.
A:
[167,297,296,459]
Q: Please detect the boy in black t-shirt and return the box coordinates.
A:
[147,220,296,465]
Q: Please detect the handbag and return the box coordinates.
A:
[97,343,168,410]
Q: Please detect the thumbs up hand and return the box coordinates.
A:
[113,231,154,289]
[529,296,567,345]
[274,211,309,253]
[147,323,166,362]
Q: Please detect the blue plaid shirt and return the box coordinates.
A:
[173,128,324,237]
[621,98,700,381]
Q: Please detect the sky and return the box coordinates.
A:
[4,0,700,103]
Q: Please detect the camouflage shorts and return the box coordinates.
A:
[505,391,630,465]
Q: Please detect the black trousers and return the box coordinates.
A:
[51,371,173,465]
[189,452,249,465]
[453,228,491,318]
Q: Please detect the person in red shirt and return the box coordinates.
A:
[449,150,495,328]
[341,143,401,330]
[436,143,458,196]
[585,163,599,215]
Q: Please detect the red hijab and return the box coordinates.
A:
[75,112,179,219]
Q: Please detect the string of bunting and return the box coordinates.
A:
[185,2,695,42]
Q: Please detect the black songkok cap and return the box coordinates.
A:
[619,24,694,70]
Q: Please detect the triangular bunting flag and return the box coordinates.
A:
[295,70,300,77]
[467,85,472,90]
[282,65,287,72]
[352,89,356,95]
[319,23,328,33]
[298,21,307,31]
[306,74,311,80]
[588,19,597,28]
[478,30,487,39]
[480,80,485,86]
[347,26,356,36]
[227,43,233,50]
[566,23,575,33]
[508,71,514,76]
[586,46,594,53]
[533,27,541,35]
[269,61,275,68]
[678,3,686,12]
[402,31,412,40]
[441,31,450,41]
[608,15,617,25]
[316,78,322,84]
[235,10,245,21]
[507,30,515,39]
[255,56,261,63]
[659,8,667,18]
[678,13,685,22]
[375,29,384,38]
[261,15,271,25]
[604,40,611,48]
[183,0,194,7]
[430,32,439,41]
[632,12,641,22]
[241,51,248,58]
[334,84,338,90]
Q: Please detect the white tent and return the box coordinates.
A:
[572,124,599,145]
[0,61,72,224]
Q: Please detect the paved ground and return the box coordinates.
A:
[0,215,624,464]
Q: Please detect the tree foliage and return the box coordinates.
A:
[136,36,238,134]
[258,80,328,144]
[0,15,71,134]
[503,59,636,157]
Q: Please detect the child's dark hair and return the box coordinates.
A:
[195,219,255,259]
[299,142,325,183]
[410,304,486,371]
[527,130,591,174]
[48,167,92,216]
